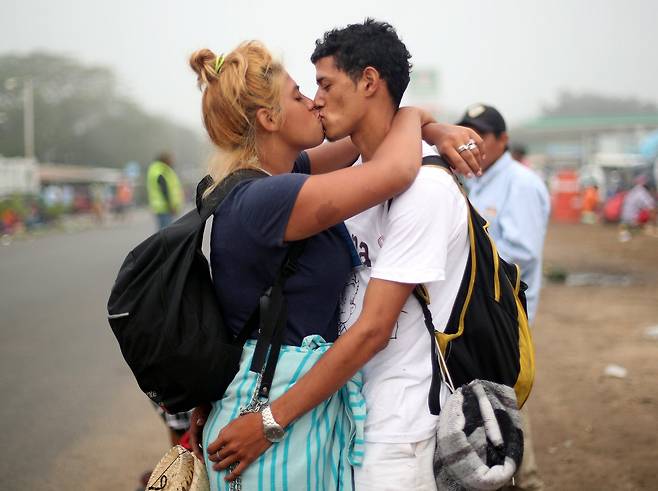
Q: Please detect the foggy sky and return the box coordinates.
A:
[2,0,657,133]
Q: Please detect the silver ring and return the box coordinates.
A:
[456,143,470,153]
[466,141,478,151]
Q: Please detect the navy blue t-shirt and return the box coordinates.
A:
[210,152,352,346]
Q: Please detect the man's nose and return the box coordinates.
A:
[313,91,324,108]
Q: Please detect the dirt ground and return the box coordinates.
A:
[28,220,657,491]
[528,221,658,490]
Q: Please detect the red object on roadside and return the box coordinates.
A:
[638,208,651,224]
[602,191,627,223]
[551,170,581,223]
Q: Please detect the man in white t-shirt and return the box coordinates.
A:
[337,142,469,488]
[309,21,473,490]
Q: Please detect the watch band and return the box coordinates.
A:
[262,405,279,427]
[261,404,285,443]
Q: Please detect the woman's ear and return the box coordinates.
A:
[256,108,280,133]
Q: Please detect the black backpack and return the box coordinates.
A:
[107,169,302,413]
[414,156,535,412]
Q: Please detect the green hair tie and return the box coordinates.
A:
[214,54,225,74]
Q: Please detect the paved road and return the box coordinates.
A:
[0,212,175,490]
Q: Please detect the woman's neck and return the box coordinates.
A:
[257,134,298,175]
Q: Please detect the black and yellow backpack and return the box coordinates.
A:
[416,155,535,412]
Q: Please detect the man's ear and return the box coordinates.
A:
[256,108,280,133]
[498,132,510,147]
[360,66,381,98]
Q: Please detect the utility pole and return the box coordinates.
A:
[23,78,35,159]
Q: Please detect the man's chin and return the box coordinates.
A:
[322,125,345,142]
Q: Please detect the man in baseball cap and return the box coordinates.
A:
[457,104,508,172]
[457,103,550,491]
[458,103,506,133]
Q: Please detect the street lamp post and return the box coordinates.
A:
[23,78,34,159]
[4,77,35,159]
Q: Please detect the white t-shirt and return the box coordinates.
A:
[340,143,469,443]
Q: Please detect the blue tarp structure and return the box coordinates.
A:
[639,130,658,161]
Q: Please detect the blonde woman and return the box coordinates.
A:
[188,41,479,490]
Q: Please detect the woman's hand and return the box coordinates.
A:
[422,123,484,177]
[206,412,272,481]
[189,403,211,461]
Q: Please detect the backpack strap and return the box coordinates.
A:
[197,169,268,221]
[413,287,445,414]
[248,240,306,399]
[421,154,452,171]
[251,240,306,399]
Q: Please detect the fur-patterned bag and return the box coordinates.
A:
[434,380,523,490]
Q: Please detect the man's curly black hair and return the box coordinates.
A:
[311,19,412,108]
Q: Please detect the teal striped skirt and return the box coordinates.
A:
[203,335,366,491]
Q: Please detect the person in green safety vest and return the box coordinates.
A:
[146,152,184,229]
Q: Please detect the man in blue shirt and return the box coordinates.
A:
[458,104,550,491]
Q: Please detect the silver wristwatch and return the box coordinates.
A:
[261,405,285,443]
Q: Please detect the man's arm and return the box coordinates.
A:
[270,279,414,425]
[206,279,414,480]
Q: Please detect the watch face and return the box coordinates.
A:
[265,426,285,443]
